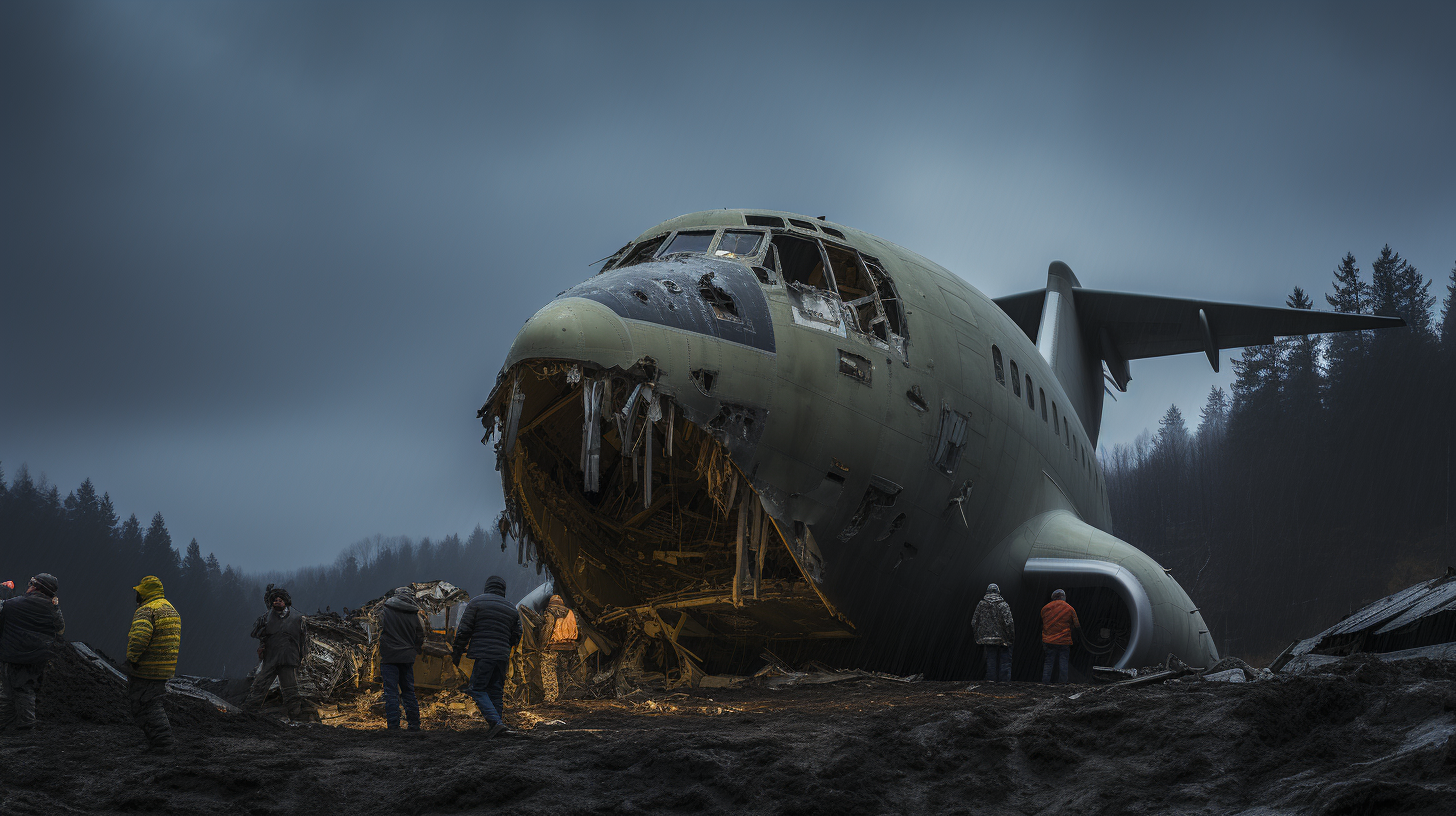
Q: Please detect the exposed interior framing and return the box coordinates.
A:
[481,360,853,684]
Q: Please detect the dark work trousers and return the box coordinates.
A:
[0,662,46,730]
[244,660,302,717]
[1042,644,1071,683]
[983,645,1013,682]
[127,676,174,747]
[381,662,420,729]
[467,658,509,727]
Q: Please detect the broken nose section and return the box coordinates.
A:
[504,297,637,372]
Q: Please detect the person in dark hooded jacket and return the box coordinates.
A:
[244,585,306,719]
[378,586,426,731]
[452,575,520,738]
[0,573,64,731]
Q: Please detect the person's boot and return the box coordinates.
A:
[484,721,506,739]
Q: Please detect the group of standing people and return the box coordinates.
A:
[0,568,577,748]
[971,584,1083,684]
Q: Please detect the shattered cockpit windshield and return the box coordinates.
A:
[713,230,762,259]
[660,230,715,257]
[614,229,767,270]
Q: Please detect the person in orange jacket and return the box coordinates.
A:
[539,595,578,702]
[1040,589,1081,683]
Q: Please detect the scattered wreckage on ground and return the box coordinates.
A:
[1272,566,1456,674]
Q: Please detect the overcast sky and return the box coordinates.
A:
[3,2,1453,572]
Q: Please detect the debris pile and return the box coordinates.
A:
[36,639,260,734]
[1274,567,1456,674]
[271,580,471,707]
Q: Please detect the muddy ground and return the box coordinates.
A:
[2,648,1455,816]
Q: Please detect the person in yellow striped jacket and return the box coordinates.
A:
[126,575,181,751]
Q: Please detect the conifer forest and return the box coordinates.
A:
[1103,248,1456,660]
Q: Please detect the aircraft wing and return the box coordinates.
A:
[993,287,1406,361]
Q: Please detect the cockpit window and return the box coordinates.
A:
[773,234,829,289]
[617,235,666,268]
[661,230,715,257]
[714,230,763,258]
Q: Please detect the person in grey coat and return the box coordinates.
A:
[452,575,521,738]
[243,585,307,719]
[970,583,1015,682]
[377,586,426,731]
[0,574,64,731]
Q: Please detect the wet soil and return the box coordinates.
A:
[2,651,1454,816]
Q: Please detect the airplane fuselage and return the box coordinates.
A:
[486,209,1219,680]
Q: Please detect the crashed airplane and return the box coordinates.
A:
[479,210,1403,682]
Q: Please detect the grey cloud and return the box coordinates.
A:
[3,1,1452,569]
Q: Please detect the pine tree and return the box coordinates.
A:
[1370,244,1435,343]
[1284,287,1323,413]
[117,514,144,560]
[1196,386,1230,444]
[205,552,223,583]
[1325,253,1368,392]
[1156,404,1189,456]
[182,538,208,587]
[141,512,179,584]
[1438,262,1455,351]
[1231,342,1284,417]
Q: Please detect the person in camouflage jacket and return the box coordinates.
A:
[970,583,1015,682]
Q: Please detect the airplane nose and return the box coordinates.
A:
[503,296,637,371]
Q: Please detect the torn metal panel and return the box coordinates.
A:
[788,283,848,337]
[502,377,525,457]
[558,256,775,353]
[837,350,872,384]
[580,376,603,492]
[1284,568,1456,663]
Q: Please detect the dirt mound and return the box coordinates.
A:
[34,640,275,736]
[3,654,1454,815]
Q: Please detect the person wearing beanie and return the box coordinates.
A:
[0,573,66,732]
[1039,588,1082,684]
[970,582,1015,682]
[452,576,521,738]
[377,586,426,731]
[540,594,579,702]
[126,575,180,750]
[244,584,306,720]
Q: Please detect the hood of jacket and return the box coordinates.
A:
[982,592,1005,604]
[383,595,420,613]
[134,575,165,603]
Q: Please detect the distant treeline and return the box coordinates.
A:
[1104,248,1456,660]
[0,470,538,677]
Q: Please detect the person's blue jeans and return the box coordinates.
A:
[381,662,419,728]
[468,658,509,726]
[1042,644,1071,683]
[983,644,1013,682]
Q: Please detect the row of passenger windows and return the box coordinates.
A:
[990,344,1102,492]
